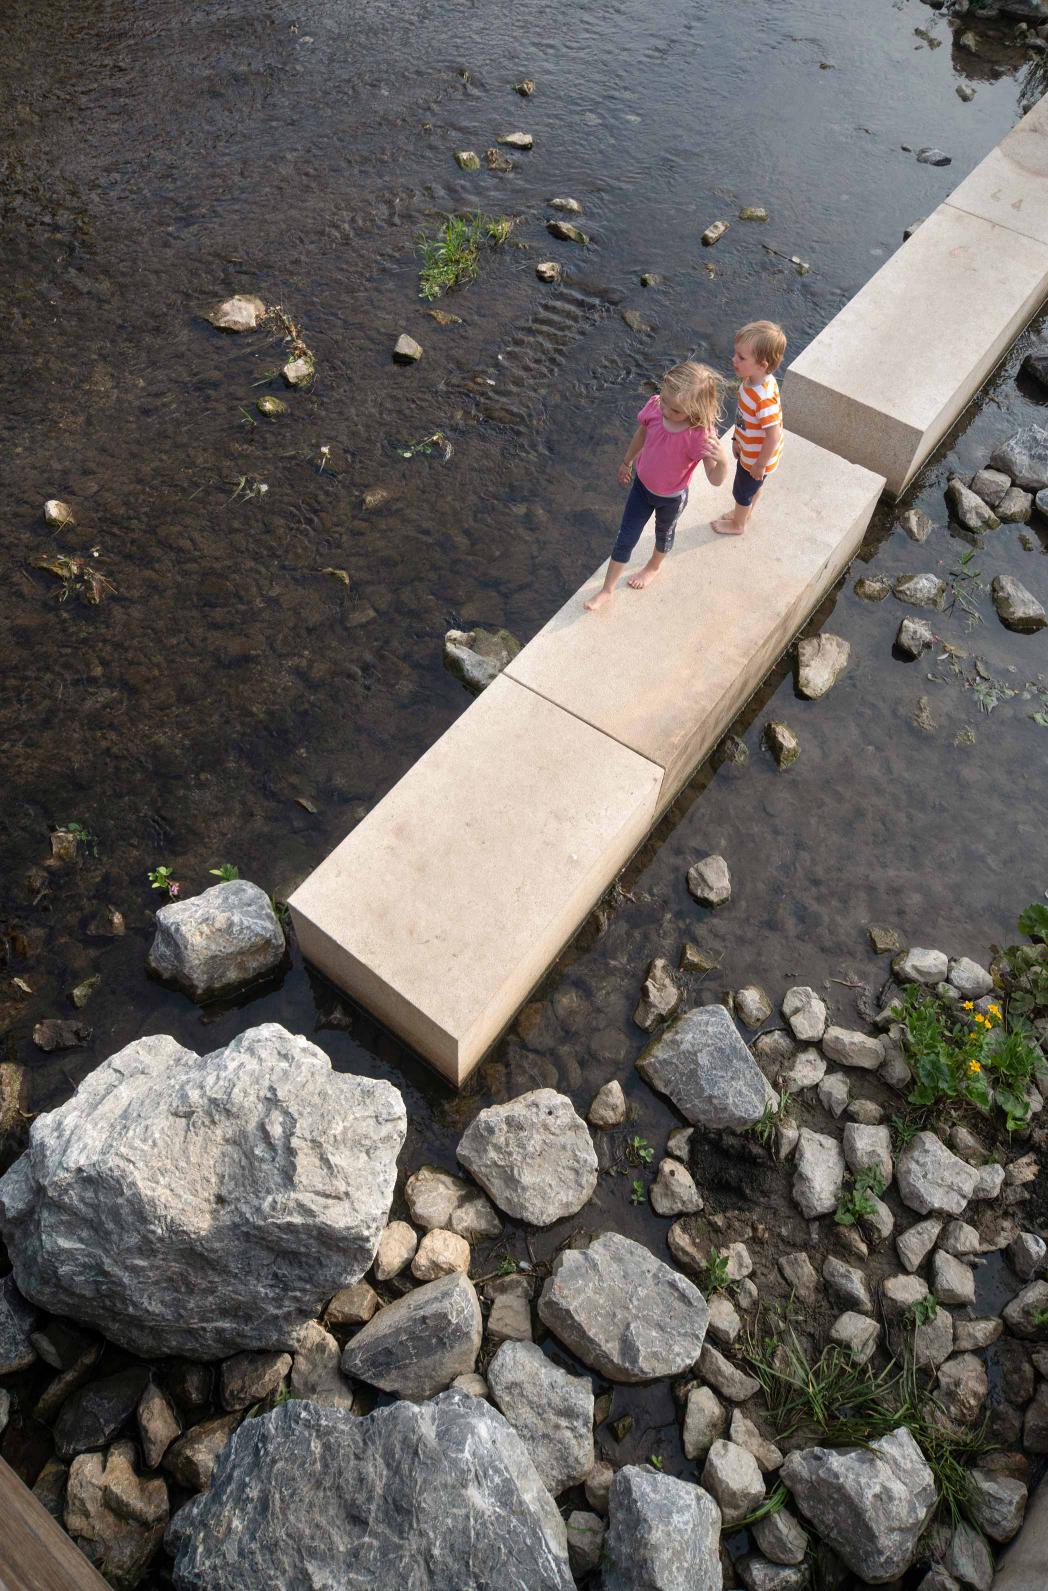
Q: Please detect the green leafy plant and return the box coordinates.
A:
[63,820,98,857]
[625,1134,654,1166]
[209,863,240,882]
[416,212,511,299]
[998,905,1048,1023]
[889,1111,923,1154]
[396,430,454,463]
[629,1178,646,1205]
[732,1483,787,1531]
[647,1454,664,1471]
[834,1165,887,1227]
[701,1251,732,1295]
[909,1293,939,1327]
[898,982,1042,1130]
[496,1255,518,1277]
[148,865,180,899]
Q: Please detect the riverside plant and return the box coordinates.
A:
[148,865,180,899]
[834,1165,887,1227]
[209,863,240,882]
[416,212,512,299]
[896,980,1044,1133]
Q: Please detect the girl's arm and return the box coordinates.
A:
[702,433,729,487]
[618,425,646,485]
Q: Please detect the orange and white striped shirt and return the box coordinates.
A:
[734,374,783,477]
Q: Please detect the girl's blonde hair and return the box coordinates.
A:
[660,361,723,432]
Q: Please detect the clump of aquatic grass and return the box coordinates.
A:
[743,1319,991,1527]
[416,213,512,299]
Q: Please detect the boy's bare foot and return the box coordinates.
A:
[711,513,745,535]
[628,561,662,589]
[584,590,614,612]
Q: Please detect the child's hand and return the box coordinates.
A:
[617,461,633,487]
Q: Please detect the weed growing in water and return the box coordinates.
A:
[896,981,1044,1131]
[148,865,180,899]
[701,1251,732,1295]
[209,863,240,882]
[629,1178,646,1206]
[62,820,98,858]
[748,1088,794,1149]
[416,212,512,299]
[834,1165,887,1227]
[625,1134,654,1166]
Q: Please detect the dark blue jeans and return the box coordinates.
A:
[611,475,687,564]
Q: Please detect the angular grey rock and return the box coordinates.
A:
[635,957,681,1031]
[147,880,285,1001]
[683,1386,727,1458]
[55,1368,150,1459]
[0,1272,38,1374]
[782,986,827,1042]
[138,1383,181,1470]
[340,1272,481,1398]
[823,1027,884,1070]
[589,1080,626,1128]
[736,1559,808,1591]
[896,1132,978,1215]
[843,1123,893,1183]
[969,467,1011,510]
[567,1510,605,1576]
[778,1252,819,1305]
[698,1343,761,1402]
[971,1161,1005,1201]
[701,1439,764,1526]
[220,1350,291,1412]
[795,634,850,699]
[66,1440,168,1590]
[881,1272,927,1317]
[167,1394,574,1590]
[687,855,731,907]
[650,1157,703,1216]
[792,1130,845,1219]
[992,574,1046,633]
[780,1046,825,1091]
[967,1467,1027,1543]
[603,1465,722,1591]
[1003,1279,1048,1340]
[728,1409,782,1472]
[931,1250,975,1306]
[893,947,948,984]
[823,1256,872,1314]
[163,1414,240,1492]
[735,985,772,1027]
[0,1025,405,1358]
[457,1090,597,1225]
[893,574,946,609]
[392,332,423,362]
[1007,1231,1047,1279]
[947,957,994,999]
[917,147,951,166]
[939,1219,982,1257]
[403,1167,501,1242]
[666,1125,693,1160]
[946,477,1000,532]
[585,1459,614,1513]
[991,423,1048,489]
[486,1341,593,1495]
[953,1318,1001,1351]
[208,295,266,332]
[372,1220,419,1279]
[912,1306,955,1371]
[935,1354,988,1428]
[637,1005,776,1130]
[896,1216,942,1273]
[896,616,935,658]
[943,1520,993,1591]
[289,1321,355,1409]
[830,1311,880,1364]
[443,627,521,693]
[538,1233,708,1383]
[324,1281,381,1328]
[707,1294,742,1345]
[752,1507,808,1566]
[487,1289,533,1345]
[781,1427,935,1581]
[899,508,933,542]
[818,1072,850,1117]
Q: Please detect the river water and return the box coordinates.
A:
[2,0,1048,1569]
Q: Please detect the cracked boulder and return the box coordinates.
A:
[637,1006,776,1130]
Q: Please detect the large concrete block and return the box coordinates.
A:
[288,676,662,1085]
[784,204,1048,494]
[949,92,1048,247]
[506,431,883,810]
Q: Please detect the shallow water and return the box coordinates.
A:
[2,0,1048,1573]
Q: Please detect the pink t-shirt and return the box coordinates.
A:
[634,394,710,497]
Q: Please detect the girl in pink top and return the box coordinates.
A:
[585,361,727,611]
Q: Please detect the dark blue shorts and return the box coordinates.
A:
[610,474,687,564]
[733,460,764,507]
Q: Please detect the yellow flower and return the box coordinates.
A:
[969,1060,981,1073]
[988,1004,1002,1019]
[962,1001,974,1011]
[974,1014,987,1026]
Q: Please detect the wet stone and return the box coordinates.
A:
[443,626,521,693]
[33,1018,91,1051]
[969,468,1010,509]
[457,1089,598,1226]
[146,880,285,1001]
[207,294,265,331]
[946,477,999,532]
[392,333,423,363]
[991,423,1048,489]
[992,574,1046,632]
[897,616,935,658]
[893,574,946,609]
[795,634,850,699]
[687,854,731,906]
[547,219,587,244]
[634,957,681,1031]
[855,575,891,600]
[868,925,900,954]
[764,721,800,768]
[637,1004,776,1130]
[735,986,772,1027]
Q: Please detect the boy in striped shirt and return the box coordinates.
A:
[712,319,787,536]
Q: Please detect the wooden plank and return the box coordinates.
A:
[0,1458,110,1591]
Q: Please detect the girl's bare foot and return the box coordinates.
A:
[712,513,745,535]
[584,590,614,612]
[628,560,662,589]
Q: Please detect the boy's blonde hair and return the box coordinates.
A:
[660,361,723,432]
[736,319,787,373]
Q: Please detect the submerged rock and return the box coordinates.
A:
[992,574,1046,633]
[896,616,935,658]
[147,879,285,1001]
[602,1465,723,1590]
[946,477,999,532]
[0,1024,405,1358]
[207,295,265,332]
[547,220,588,244]
[637,1005,777,1130]
[256,395,287,417]
[43,498,75,527]
[687,854,731,906]
[538,1232,709,1382]
[795,634,850,698]
[763,721,800,768]
[166,1395,574,1590]
[392,333,423,363]
[992,424,1048,489]
[535,261,562,282]
[634,957,681,1031]
[455,149,481,170]
[457,1090,597,1226]
[443,627,521,692]
[893,573,946,609]
[282,354,314,387]
[498,131,534,148]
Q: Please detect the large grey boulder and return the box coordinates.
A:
[486,1341,594,1495]
[456,1090,597,1225]
[167,1394,574,1590]
[602,1465,722,1591]
[991,424,1048,489]
[538,1233,709,1382]
[340,1271,482,1397]
[992,575,1046,633]
[781,1427,936,1582]
[896,1132,978,1215]
[147,880,285,1001]
[637,1006,777,1130]
[443,627,521,693]
[0,1024,405,1358]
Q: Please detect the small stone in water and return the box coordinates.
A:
[547,220,588,244]
[362,487,392,510]
[282,355,314,387]
[763,721,800,768]
[208,294,266,332]
[535,261,562,282]
[455,150,481,170]
[702,220,730,246]
[790,255,811,275]
[392,334,423,364]
[548,197,580,213]
[486,147,513,171]
[514,79,535,96]
[497,131,533,149]
[640,273,660,287]
[256,395,288,417]
[957,84,976,101]
[868,925,899,954]
[738,206,768,221]
[992,574,1046,633]
[70,976,100,1009]
[917,147,952,166]
[896,617,935,659]
[854,576,890,601]
[43,499,75,528]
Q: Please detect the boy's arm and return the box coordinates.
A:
[753,422,782,479]
[702,433,729,487]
